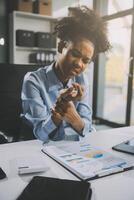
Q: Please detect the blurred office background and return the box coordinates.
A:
[0,0,134,133]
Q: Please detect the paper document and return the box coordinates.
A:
[42,142,131,180]
[56,143,126,169]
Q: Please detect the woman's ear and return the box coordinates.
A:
[57,40,66,53]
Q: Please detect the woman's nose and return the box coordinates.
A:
[73,58,83,68]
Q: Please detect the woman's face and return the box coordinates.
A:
[57,38,94,81]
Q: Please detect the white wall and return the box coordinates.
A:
[52,0,78,17]
[52,0,93,17]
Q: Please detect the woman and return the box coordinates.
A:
[21,6,110,142]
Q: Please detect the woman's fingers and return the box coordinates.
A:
[57,83,84,103]
[59,87,74,101]
[54,103,65,116]
[72,83,84,100]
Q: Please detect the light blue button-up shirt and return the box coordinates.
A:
[21,63,92,142]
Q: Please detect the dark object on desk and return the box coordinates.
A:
[0,63,41,142]
[17,176,92,200]
[0,167,6,179]
[112,140,134,155]
[0,133,8,144]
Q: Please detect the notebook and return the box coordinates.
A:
[17,176,92,200]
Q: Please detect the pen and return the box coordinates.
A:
[18,166,29,169]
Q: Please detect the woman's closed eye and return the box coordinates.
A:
[70,49,92,64]
[70,49,81,58]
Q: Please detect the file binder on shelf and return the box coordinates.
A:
[42,142,134,181]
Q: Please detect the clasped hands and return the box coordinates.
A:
[51,83,85,133]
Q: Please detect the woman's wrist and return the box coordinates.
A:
[69,112,85,133]
[51,114,62,127]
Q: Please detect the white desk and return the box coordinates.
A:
[0,126,134,200]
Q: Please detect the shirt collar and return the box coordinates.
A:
[46,62,75,92]
[46,62,63,92]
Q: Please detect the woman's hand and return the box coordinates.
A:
[58,83,84,102]
[51,83,85,132]
[51,108,63,127]
[54,100,84,133]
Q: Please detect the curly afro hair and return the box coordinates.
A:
[54,6,110,59]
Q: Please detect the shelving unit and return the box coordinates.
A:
[9,11,57,64]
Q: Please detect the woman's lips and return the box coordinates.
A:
[71,70,81,75]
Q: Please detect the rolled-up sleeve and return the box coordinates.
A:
[21,72,58,142]
[77,102,92,136]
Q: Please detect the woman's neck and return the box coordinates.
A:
[54,62,68,85]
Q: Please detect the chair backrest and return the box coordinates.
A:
[0,63,41,141]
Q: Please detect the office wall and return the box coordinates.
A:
[52,0,93,17]
[52,0,77,17]
[0,0,8,63]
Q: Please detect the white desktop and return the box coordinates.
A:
[0,126,134,200]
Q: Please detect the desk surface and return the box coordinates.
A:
[0,126,134,200]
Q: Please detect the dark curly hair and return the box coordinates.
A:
[54,6,110,59]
